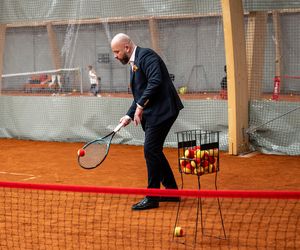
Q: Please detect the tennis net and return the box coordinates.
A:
[1,68,82,95]
[0,181,299,249]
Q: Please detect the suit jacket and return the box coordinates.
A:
[126,47,184,126]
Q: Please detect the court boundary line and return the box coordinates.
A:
[0,171,40,181]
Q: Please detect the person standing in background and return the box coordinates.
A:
[48,74,62,94]
[88,65,101,97]
[220,65,227,100]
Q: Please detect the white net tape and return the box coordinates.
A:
[1,68,82,94]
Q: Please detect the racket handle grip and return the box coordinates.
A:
[114,122,124,132]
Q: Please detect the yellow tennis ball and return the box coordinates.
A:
[174,226,184,237]
[178,86,187,94]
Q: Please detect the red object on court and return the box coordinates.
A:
[77,149,85,157]
[272,76,280,101]
[220,89,227,99]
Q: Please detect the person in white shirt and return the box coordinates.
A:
[48,74,62,89]
[88,65,101,97]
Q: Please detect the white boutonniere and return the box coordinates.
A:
[132,65,138,72]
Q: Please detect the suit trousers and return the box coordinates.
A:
[142,113,179,190]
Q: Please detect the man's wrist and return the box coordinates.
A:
[124,115,132,120]
[136,103,144,110]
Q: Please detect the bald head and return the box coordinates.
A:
[111,33,136,65]
[111,33,132,46]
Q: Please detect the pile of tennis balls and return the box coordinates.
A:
[179,146,219,175]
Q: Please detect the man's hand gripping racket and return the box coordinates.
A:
[77,122,124,169]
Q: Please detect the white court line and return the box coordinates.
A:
[22,176,41,181]
[0,171,40,181]
[239,151,260,158]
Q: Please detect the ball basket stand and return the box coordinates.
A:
[174,129,226,244]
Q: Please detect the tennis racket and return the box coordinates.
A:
[77,123,124,169]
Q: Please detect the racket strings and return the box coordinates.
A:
[79,142,108,169]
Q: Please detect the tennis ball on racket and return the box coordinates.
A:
[77,148,85,157]
[174,226,184,237]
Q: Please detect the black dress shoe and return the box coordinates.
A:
[132,197,159,210]
[159,197,181,202]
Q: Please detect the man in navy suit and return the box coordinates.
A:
[111,33,184,210]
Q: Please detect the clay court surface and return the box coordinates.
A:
[0,138,299,189]
[0,138,299,249]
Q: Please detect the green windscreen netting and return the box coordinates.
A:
[0,0,299,154]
